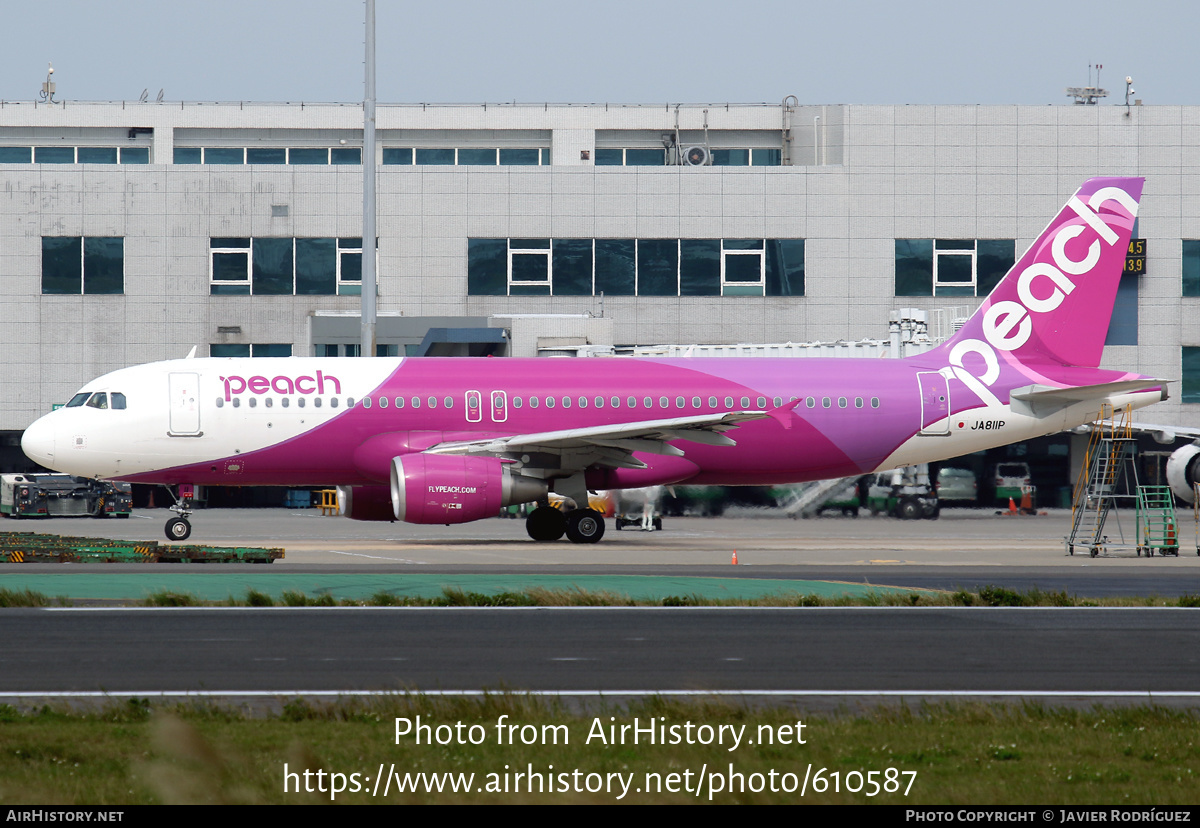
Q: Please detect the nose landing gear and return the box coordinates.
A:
[162,485,194,541]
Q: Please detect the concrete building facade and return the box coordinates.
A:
[0,99,1195,454]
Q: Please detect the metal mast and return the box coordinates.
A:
[360,0,377,357]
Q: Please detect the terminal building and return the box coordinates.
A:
[0,98,1196,501]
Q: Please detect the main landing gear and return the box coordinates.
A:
[525,505,606,544]
[162,485,194,542]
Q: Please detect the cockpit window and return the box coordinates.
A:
[65,393,90,408]
[85,393,109,409]
[111,392,127,410]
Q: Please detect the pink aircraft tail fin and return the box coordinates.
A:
[927,177,1142,396]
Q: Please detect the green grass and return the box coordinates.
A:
[120,585,1200,609]
[0,696,1198,804]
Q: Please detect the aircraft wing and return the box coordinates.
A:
[424,411,768,470]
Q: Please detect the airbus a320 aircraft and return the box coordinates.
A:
[22,177,1168,543]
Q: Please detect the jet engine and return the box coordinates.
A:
[1166,443,1200,504]
[337,485,395,521]
[390,454,547,524]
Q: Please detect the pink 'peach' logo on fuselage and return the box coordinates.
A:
[220,372,342,402]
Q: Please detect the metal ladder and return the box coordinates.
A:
[1136,486,1179,557]
[1067,405,1139,556]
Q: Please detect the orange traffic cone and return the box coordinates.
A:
[1006,497,1018,515]
[1020,489,1033,515]
[732,551,739,565]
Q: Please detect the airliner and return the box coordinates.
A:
[21,177,1172,543]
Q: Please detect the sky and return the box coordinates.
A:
[0,0,1195,106]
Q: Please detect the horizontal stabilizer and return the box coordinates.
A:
[1009,379,1167,418]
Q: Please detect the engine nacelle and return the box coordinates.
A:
[1167,443,1200,504]
[337,485,395,521]
[390,454,548,524]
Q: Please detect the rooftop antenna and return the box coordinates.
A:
[139,88,148,102]
[156,88,164,102]
[1124,76,1135,117]
[39,63,56,103]
[1066,63,1107,105]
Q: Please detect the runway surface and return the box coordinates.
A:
[3,606,1199,698]
[4,507,1200,703]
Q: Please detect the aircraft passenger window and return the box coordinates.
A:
[644,396,653,408]
[757,396,767,408]
[282,398,290,408]
[86,393,108,409]
[708,396,717,407]
[676,396,685,408]
[529,396,539,409]
[513,397,523,409]
[216,398,224,408]
[545,397,555,409]
[822,397,831,408]
[314,398,322,408]
[346,398,354,408]
[660,396,669,408]
[773,396,783,407]
[443,396,453,408]
[838,397,847,408]
[65,393,90,408]
[595,396,605,408]
[411,396,420,408]
[362,397,371,409]
[233,398,241,408]
[871,397,880,408]
[249,398,257,408]
[111,393,127,410]
[610,396,619,407]
[561,397,571,409]
[806,397,816,408]
[395,397,404,408]
[692,396,701,408]
[266,398,274,408]
[724,396,734,409]
[377,396,387,408]
[627,396,636,408]
[578,396,587,408]
[330,398,339,409]
[425,396,435,408]
[740,396,750,409]
[855,397,864,408]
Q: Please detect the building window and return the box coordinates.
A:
[382,147,549,166]
[210,237,365,296]
[1184,347,1200,403]
[210,344,293,358]
[468,238,803,297]
[594,147,783,166]
[894,239,1014,297]
[1184,240,1200,297]
[0,146,149,164]
[1104,273,1139,346]
[42,237,124,295]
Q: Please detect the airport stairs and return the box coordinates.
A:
[1067,405,1139,556]
[1136,486,1180,557]
[778,477,857,518]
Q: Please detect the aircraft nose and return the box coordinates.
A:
[21,416,56,468]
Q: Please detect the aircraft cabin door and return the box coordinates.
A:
[168,372,202,436]
[917,372,950,436]
[465,390,482,423]
[491,391,508,423]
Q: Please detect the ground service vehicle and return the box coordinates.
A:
[0,474,132,518]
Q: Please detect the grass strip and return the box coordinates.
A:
[0,696,1197,804]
